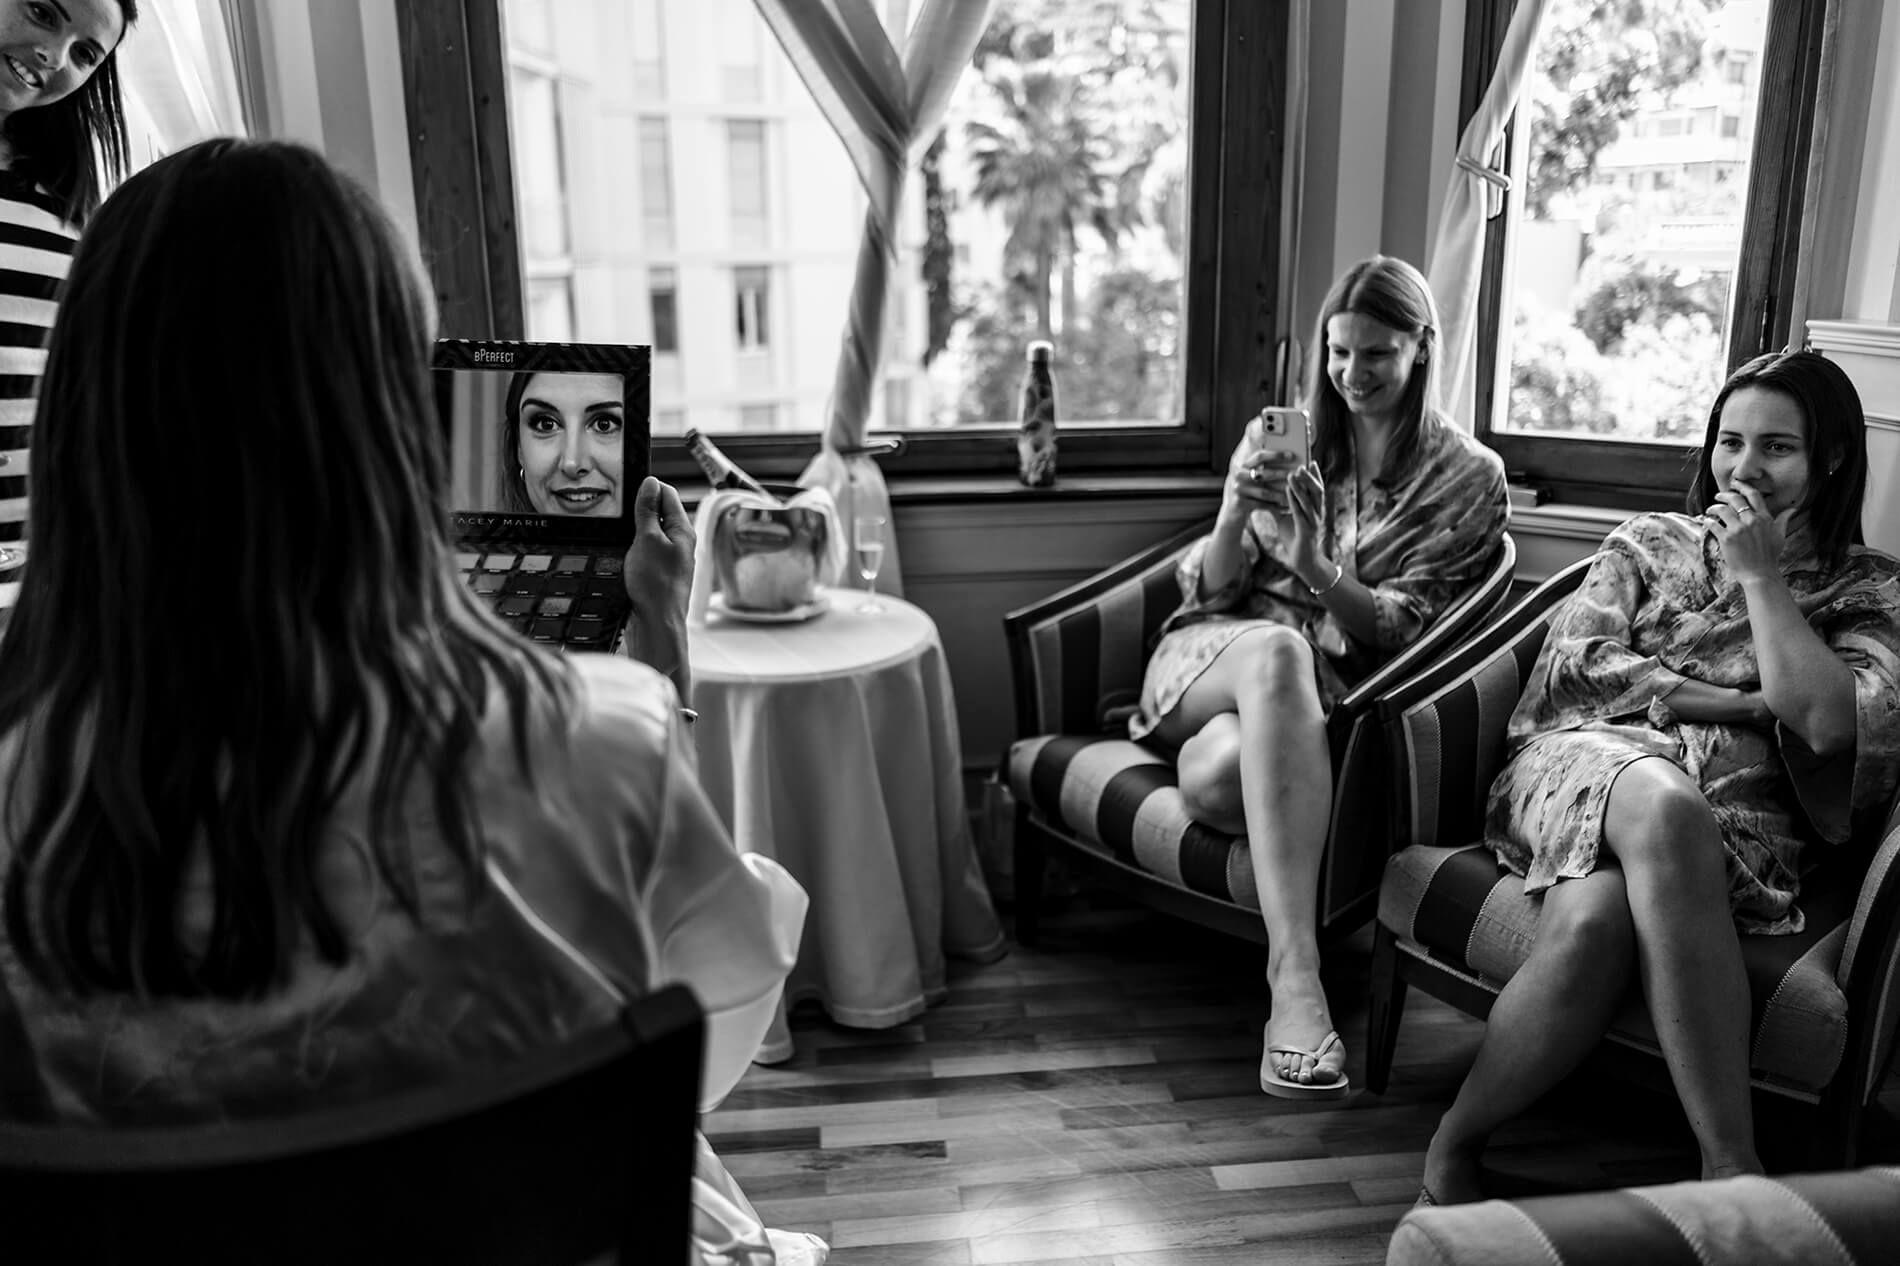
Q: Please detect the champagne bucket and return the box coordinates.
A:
[708,484,837,613]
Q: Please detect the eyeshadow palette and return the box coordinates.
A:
[455,545,629,652]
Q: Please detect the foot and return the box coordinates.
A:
[1262,976,1345,1088]
[1421,1132,1486,1206]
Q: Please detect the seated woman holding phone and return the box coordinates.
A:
[1421,350,1900,1205]
[1133,254,1508,1097]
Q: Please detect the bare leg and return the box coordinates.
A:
[1422,868,1636,1203]
[1599,758,1761,1179]
[1160,625,1337,1086]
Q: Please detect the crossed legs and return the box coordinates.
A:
[1422,755,1761,1202]
[1156,625,1339,1087]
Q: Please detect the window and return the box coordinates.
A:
[396,0,1285,482]
[734,266,771,352]
[639,117,676,253]
[509,70,568,262]
[650,267,678,355]
[720,0,764,102]
[1468,0,1825,508]
[632,0,666,99]
[526,278,575,343]
[738,404,778,430]
[727,121,768,251]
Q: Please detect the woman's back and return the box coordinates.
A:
[0,655,735,1125]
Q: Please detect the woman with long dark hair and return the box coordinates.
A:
[0,0,134,566]
[1133,254,1509,1097]
[0,137,820,1261]
[1420,350,1900,1204]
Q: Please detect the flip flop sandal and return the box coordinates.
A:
[1260,1028,1351,1100]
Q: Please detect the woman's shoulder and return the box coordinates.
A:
[1602,511,1701,552]
[0,169,77,238]
[1836,544,1900,592]
[1417,413,1507,485]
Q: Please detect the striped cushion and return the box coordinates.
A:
[1379,844,1862,1094]
[1005,734,1259,910]
[1387,1167,1900,1266]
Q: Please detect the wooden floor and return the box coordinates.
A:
[705,897,1900,1265]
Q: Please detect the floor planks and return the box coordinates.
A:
[704,898,1900,1265]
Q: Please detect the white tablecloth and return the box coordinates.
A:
[689,588,1007,1062]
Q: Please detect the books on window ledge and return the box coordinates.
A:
[1507,483,1550,509]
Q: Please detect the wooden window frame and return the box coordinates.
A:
[393,0,1283,485]
[1465,0,1828,511]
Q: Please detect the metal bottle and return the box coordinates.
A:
[1016,340,1057,488]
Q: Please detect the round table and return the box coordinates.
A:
[689,587,1007,1063]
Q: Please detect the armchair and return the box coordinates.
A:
[0,985,705,1266]
[1003,519,1516,947]
[1367,557,1900,1167]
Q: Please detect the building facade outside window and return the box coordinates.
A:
[1471,0,1823,507]
[401,0,1284,480]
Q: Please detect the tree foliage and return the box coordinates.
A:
[1524,0,1715,217]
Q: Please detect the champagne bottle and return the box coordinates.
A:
[1016,340,1058,488]
[685,428,772,497]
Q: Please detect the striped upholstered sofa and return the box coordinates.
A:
[1368,557,1900,1166]
[1002,519,1516,946]
[1386,1166,1900,1266]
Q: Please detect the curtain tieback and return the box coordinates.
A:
[1456,153,1511,190]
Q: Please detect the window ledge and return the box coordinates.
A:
[1511,502,1635,543]
[680,472,1224,508]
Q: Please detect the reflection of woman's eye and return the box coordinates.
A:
[525,410,561,435]
[588,414,624,437]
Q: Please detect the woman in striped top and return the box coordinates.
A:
[0,0,135,578]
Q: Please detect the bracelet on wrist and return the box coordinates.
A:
[1305,560,1345,598]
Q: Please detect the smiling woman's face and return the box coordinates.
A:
[0,0,123,124]
[516,371,626,517]
[1710,386,1813,519]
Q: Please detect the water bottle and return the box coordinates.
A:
[685,428,772,497]
[1016,340,1057,488]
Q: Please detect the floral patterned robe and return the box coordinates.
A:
[1133,415,1509,739]
[1485,512,1900,934]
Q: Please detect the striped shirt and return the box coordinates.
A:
[0,174,75,605]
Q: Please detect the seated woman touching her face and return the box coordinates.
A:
[1133,254,1509,1098]
[0,138,821,1263]
[1420,350,1900,1206]
[499,368,627,517]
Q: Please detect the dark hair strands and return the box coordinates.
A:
[0,139,576,999]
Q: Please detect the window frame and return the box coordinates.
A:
[1465,0,1827,511]
[394,0,1283,485]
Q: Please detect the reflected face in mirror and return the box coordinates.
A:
[514,371,626,517]
[1711,386,1812,519]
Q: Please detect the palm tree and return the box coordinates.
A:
[965,62,1125,340]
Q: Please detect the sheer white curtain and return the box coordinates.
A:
[117,0,248,170]
[753,0,993,596]
[1426,0,1552,429]
[1275,0,1311,405]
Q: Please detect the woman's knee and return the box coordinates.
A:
[1604,760,1722,875]
[1540,873,1636,976]
[1177,715,1244,824]
[1228,626,1318,707]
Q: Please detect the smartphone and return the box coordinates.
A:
[1248,406,1311,470]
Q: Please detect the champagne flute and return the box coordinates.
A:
[853,515,886,614]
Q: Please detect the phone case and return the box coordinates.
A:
[1243,409,1310,547]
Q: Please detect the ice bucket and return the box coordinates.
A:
[699,484,842,615]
